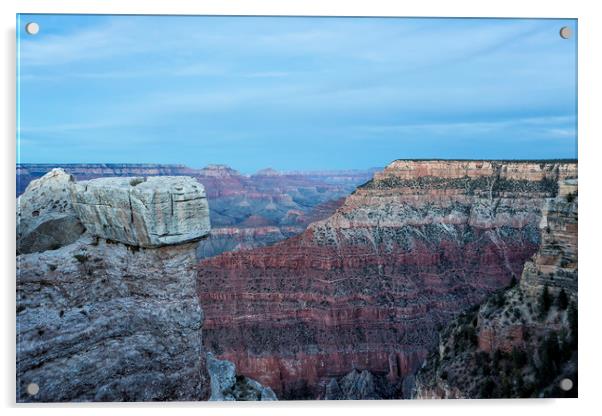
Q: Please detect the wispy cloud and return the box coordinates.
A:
[17,15,577,170]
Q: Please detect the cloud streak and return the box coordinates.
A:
[17,15,577,170]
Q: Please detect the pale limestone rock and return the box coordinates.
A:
[207,352,236,401]
[17,168,85,254]
[70,176,210,247]
[207,353,277,401]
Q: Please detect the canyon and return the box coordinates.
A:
[16,160,578,401]
[197,160,577,399]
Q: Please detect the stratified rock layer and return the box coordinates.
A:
[70,176,210,247]
[17,169,85,254]
[520,179,578,298]
[414,180,578,399]
[198,160,577,399]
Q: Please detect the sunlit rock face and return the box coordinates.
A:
[70,176,210,247]
[197,160,577,399]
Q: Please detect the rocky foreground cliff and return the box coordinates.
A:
[197,160,577,399]
[414,179,578,399]
[16,169,275,402]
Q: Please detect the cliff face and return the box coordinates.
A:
[197,160,577,398]
[520,179,578,298]
[414,179,578,399]
[16,171,212,402]
[17,238,209,402]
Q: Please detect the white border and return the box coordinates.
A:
[2,1,601,415]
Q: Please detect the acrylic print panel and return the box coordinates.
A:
[16,14,578,402]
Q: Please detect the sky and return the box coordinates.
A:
[17,15,577,172]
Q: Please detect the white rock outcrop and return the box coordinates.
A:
[70,176,210,247]
[17,169,85,254]
[206,353,277,401]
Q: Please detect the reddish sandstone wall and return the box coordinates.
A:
[198,160,577,398]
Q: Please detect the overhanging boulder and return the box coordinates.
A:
[70,176,210,247]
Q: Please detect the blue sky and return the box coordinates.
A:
[17,15,577,172]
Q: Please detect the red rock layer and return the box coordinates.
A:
[198,160,577,398]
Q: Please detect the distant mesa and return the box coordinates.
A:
[240,215,274,228]
[198,164,241,178]
[253,168,281,177]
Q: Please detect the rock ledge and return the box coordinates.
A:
[71,176,210,247]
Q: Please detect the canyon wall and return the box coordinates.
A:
[16,172,212,402]
[197,160,577,398]
[414,179,578,399]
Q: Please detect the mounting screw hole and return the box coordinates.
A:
[25,22,40,35]
[26,382,39,396]
[559,378,573,391]
[559,26,572,39]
